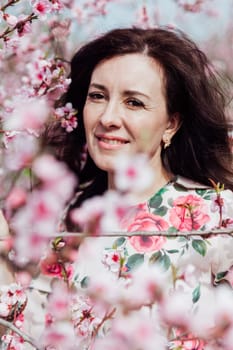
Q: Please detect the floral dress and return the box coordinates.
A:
[9,175,233,350]
[70,175,233,350]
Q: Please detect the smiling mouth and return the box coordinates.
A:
[97,137,129,145]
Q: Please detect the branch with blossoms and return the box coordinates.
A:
[0,318,39,349]
[0,13,38,40]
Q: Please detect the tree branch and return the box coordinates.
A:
[0,317,40,349]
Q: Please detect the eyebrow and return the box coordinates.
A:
[88,83,150,100]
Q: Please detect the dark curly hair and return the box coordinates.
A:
[43,27,233,210]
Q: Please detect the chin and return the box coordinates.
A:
[94,158,115,173]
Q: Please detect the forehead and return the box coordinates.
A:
[90,53,165,91]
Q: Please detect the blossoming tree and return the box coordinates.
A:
[0,0,233,349]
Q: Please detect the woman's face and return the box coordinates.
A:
[83,53,179,173]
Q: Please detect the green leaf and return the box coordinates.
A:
[192,284,201,303]
[192,239,207,256]
[196,189,207,196]
[80,276,90,288]
[203,195,211,200]
[112,237,126,249]
[215,271,228,282]
[126,254,144,270]
[166,249,179,254]
[167,198,174,207]
[167,226,178,233]
[149,251,162,264]
[149,251,171,270]
[149,193,162,208]
[153,205,168,216]
[158,254,171,271]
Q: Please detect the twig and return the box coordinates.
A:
[0,0,20,12]
[0,13,37,40]
[49,227,233,238]
[0,317,40,349]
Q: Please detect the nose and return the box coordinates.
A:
[99,100,122,129]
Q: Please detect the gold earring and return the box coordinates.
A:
[163,138,171,149]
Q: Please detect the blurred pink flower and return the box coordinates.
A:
[114,153,153,194]
[3,96,49,131]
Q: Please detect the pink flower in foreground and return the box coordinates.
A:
[41,321,76,349]
[114,153,153,193]
[71,191,131,235]
[169,194,209,231]
[6,187,27,210]
[32,154,77,200]
[3,131,39,170]
[46,281,70,320]
[3,96,49,131]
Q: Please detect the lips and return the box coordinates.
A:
[96,134,129,145]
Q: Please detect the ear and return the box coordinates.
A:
[162,113,181,149]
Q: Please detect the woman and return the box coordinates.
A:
[45,27,233,224]
[34,27,233,348]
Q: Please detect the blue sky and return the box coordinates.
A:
[75,0,233,44]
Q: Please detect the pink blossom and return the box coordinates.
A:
[161,290,193,329]
[1,333,25,350]
[40,251,73,279]
[4,97,49,131]
[6,187,27,210]
[3,13,18,26]
[113,153,153,193]
[54,102,78,132]
[71,190,131,235]
[2,131,39,171]
[93,312,166,350]
[0,302,10,317]
[122,264,167,308]
[135,5,151,29]
[41,321,76,349]
[102,249,122,273]
[71,295,103,339]
[17,18,32,37]
[46,281,70,319]
[31,0,52,17]
[32,154,77,200]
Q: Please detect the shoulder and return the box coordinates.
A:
[173,175,212,190]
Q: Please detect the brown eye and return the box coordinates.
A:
[126,98,145,108]
[88,92,105,100]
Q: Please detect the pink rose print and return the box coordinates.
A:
[169,194,210,231]
[126,212,168,253]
